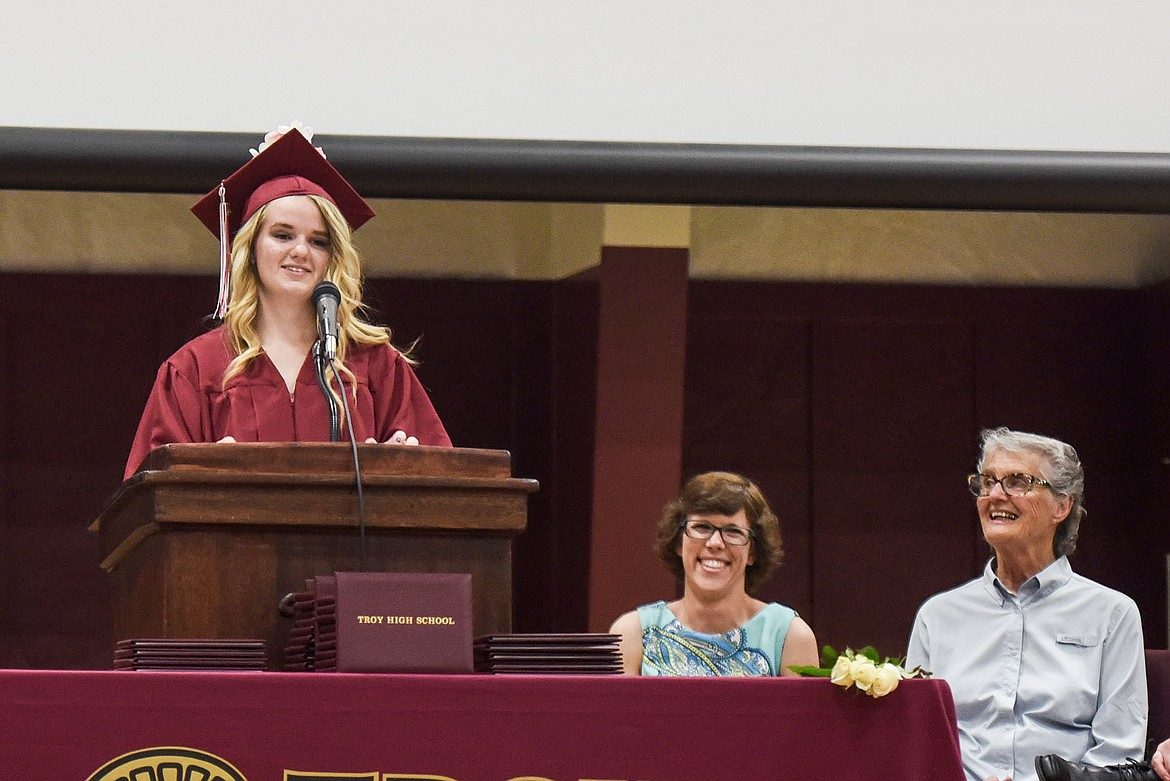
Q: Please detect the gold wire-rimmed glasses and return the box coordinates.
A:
[967,473,1052,497]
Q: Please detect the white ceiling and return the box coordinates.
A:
[3,1,1170,153]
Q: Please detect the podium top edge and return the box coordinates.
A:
[139,442,516,477]
[91,443,536,533]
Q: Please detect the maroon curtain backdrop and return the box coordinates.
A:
[683,281,1168,654]
[0,272,1166,669]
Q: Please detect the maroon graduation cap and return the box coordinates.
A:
[190,126,376,318]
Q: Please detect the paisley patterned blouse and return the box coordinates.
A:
[637,600,797,676]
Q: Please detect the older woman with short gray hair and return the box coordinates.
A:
[976,427,1086,559]
[907,427,1146,781]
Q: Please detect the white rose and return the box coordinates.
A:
[830,654,854,687]
[850,657,879,692]
[249,121,326,159]
[867,663,903,698]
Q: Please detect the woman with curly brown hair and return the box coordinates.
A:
[609,471,818,676]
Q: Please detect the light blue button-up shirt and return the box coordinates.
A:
[907,556,1147,781]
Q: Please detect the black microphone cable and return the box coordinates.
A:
[328,355,368,572]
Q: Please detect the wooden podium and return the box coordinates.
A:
[90,443,537,670]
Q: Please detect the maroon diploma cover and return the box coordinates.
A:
[330,571,473,673]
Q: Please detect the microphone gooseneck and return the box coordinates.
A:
[312,341,341,442]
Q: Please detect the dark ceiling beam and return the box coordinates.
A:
[3,126,1170,213]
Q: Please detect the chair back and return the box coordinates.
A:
[1146,649,1170,757]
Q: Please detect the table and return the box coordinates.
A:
[0,670,965,781]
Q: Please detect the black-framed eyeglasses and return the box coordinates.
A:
[967,473,1052,497]
[680,520,754,546]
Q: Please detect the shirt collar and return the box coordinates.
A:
[982,555,1072,605]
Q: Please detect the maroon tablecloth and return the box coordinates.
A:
[0,670,964,781]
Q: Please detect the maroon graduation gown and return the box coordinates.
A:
[124,327,451,478]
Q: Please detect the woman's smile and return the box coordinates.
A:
[698,556,729,571]
[254,195,331,301]
[279,260,313,276]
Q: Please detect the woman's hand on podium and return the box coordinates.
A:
[366,430,419,446]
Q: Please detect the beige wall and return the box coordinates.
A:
[690,207,1170,287]
[4,190,1170,287]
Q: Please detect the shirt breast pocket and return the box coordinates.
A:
[1050,633,1104,719]
[1056,633,1100,649]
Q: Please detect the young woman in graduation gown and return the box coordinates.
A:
[124,125,450,479]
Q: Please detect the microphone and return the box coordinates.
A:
[312,281,340,361]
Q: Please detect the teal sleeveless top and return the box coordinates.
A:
[637,600,797,676]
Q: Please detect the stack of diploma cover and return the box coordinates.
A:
[284,571,474,673]
[473,633,624,674]
[113,638,267,671]
[282,581,323,671]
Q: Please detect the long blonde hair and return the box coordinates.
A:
[221,194,405,410]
